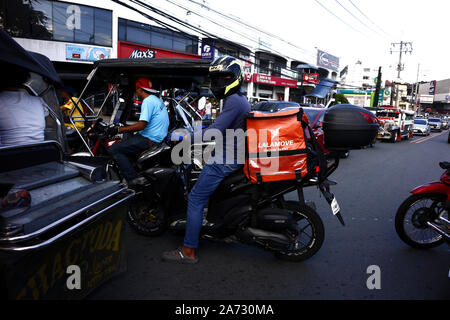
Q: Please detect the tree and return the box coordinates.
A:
[331,93,349,106]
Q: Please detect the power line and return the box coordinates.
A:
[149,0,307,63]
[333,0,385,39]
[313,0,368,37]
[347,0,392,39]
[177,0,316,56]
[111,0,303,81]
[154,0,264,51]
[133,0,314,76]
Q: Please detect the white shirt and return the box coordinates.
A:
[0,90,48,147]
[205,102,212,115]
[197,96,206,111]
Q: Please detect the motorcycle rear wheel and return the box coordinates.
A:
[274,201,325,262]
[395,194,446,249]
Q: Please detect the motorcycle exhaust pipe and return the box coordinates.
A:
[66,161,106,182]
[427,222,450,239]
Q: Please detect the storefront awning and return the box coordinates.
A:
[304,78,338,99]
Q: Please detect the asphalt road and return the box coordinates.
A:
[88,129,450,300]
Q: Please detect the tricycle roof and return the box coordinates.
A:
[90,58,211,80]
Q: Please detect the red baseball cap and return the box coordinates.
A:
[135,77,158,93]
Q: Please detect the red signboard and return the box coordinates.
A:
[118,41,201,59]
[302,73,319,85]
[250,73,298,88]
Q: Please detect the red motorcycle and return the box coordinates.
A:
[395,162,450,248]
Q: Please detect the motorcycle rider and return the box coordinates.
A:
[162,56,251,264]
[108,78,169,185]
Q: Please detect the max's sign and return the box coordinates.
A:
[129,48,155,59]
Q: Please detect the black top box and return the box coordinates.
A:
[323,104,379,150]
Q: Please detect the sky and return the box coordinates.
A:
[200,0,450,83]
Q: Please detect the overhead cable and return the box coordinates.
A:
[334,0,386,39]
[347,0,393,39]
[313,0,369,37]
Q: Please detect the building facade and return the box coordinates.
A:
[1,0,340,102]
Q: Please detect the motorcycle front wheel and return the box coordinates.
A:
[395,194,446,249]
[274,201,325,262]
[127,193,167,236]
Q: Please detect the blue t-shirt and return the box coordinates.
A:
[139,95,169,143]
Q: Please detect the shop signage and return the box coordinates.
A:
[302,73,319,84]
[129,48,155,59]
[201,43,214,60]
[252,74,297,88]
[66,45,110,62]
[317,50,339,71]
[118,41,200,60]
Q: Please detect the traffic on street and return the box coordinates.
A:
[87,130,449,300]
[0,0,449,308]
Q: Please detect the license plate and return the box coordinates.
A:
[331,197,340,215]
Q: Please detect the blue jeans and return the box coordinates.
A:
[184,163,241,248]
[108,134,150,182]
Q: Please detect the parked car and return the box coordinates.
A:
[428,118,442,131]
[413,118,431,136]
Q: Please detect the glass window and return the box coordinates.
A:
[119,18,198,54]
[414,119,426,125]
[173,34,189,52]
[74,5,94,44]
[30,0,53,40]
[95,8,112,46]
[0,0,31,38]
[151,27,172,50]
[259,59,270,74]
[0,1,112,46]
[303,108,320,124]
[118,18,126,41]
[53,2,74,42]
[126,20,151,45]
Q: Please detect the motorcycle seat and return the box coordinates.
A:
[136,143,171,167]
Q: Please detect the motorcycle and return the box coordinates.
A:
[395,162,450,249]
[128,128,345,262]
[128,103,382,262]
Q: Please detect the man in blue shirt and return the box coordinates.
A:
[162,56,251,264]
[108,78,169,185]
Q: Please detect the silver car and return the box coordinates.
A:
[413,118,431,136]
[428,118,442,131]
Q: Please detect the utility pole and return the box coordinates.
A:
[373,66,382,107]
[390,41,413,79]
[413,63,420,114]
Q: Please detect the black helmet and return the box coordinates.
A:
[209,56,243,99]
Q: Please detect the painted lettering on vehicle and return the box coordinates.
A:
[15,219,123,300]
